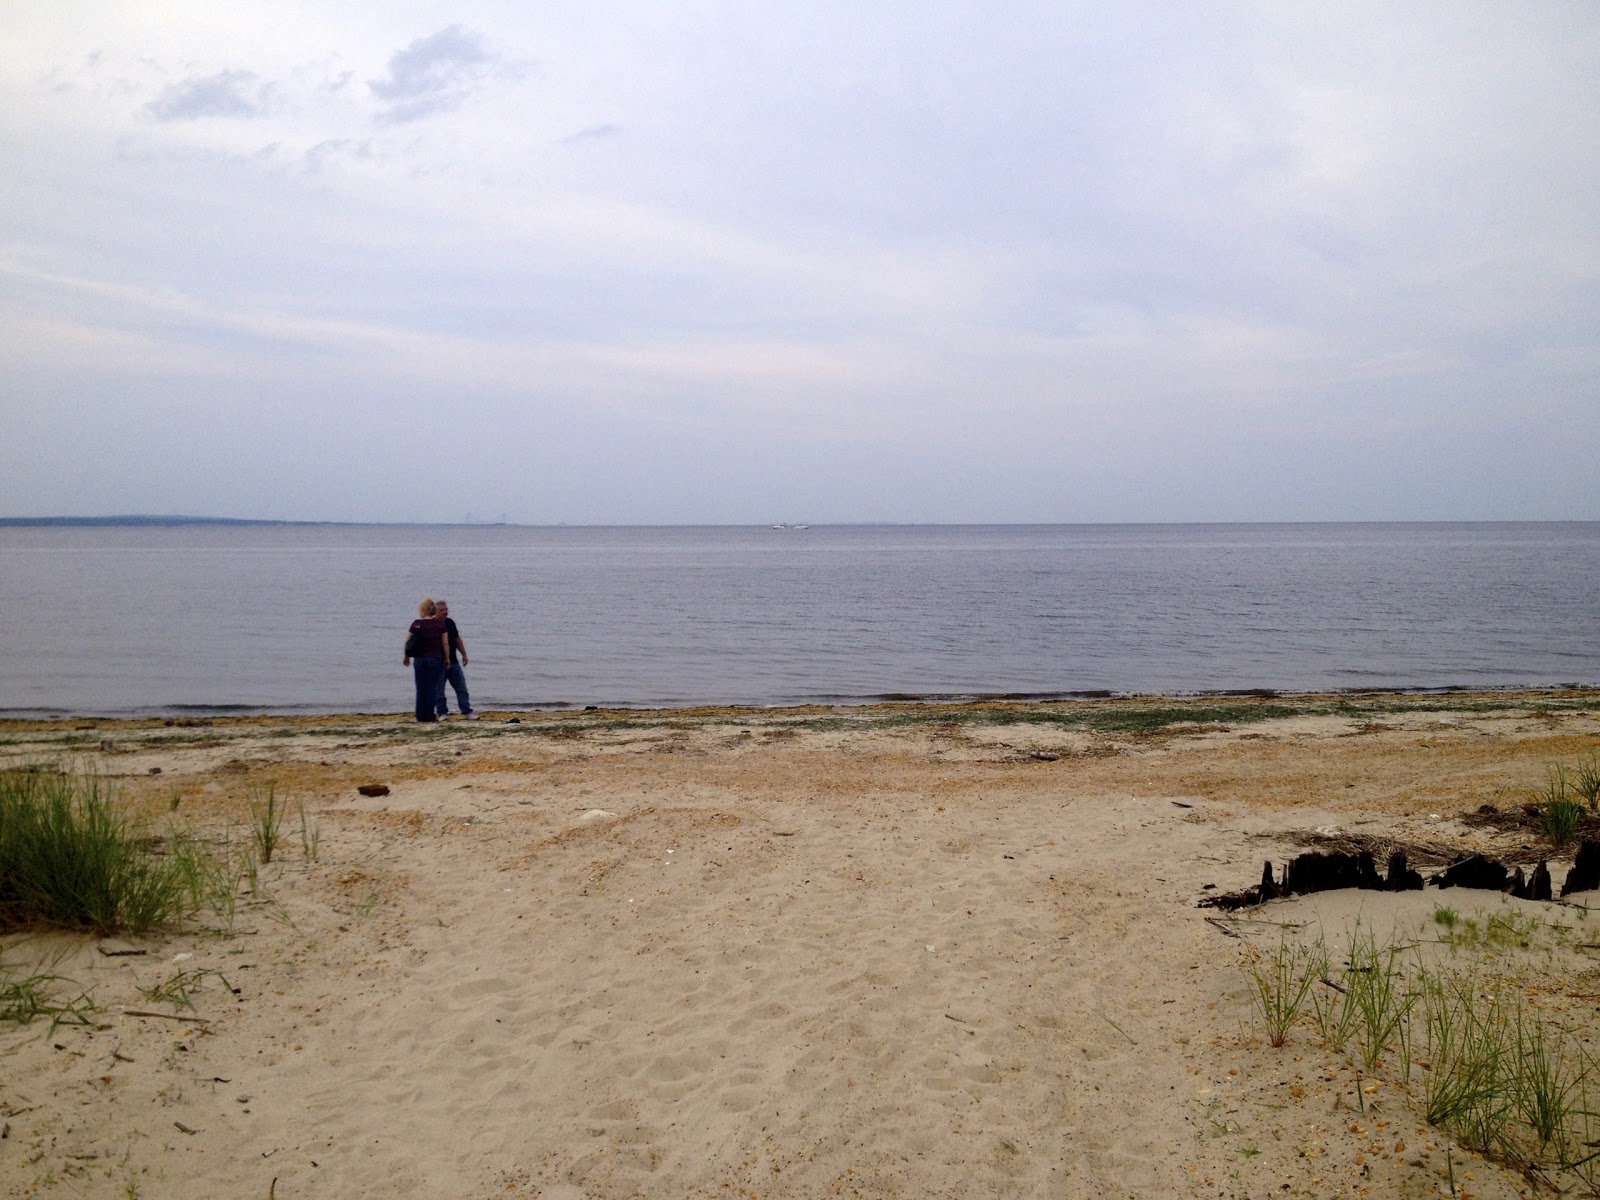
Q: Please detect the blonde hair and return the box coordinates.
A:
[418,597,437,617]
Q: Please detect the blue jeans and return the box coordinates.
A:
[435,662,472,716]
[412,657,445,721]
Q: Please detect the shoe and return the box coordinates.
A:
[464,712,479,720]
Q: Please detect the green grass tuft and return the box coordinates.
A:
[139,967,234,1012]
[1421,971,1519,1157]
[1243,936,1326,1048]
[0,767,208,934]
[248,783,285,865]
[1344,927,1417,1076]
[1571,753,1600,811]
[0,946,98,1031]
[298,799,320,862]
[1534,765,1585,849]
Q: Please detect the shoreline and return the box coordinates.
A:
[4,689,1600,1196]
[2,682,1596,729]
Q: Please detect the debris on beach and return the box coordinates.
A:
[1561,841,1600,896]
[1200,841,1600,910]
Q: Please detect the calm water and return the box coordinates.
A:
[0,522,1596,717]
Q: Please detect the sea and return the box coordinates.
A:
[0,522,1596,718]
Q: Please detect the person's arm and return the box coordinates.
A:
[455,632,468,666]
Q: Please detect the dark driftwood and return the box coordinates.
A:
[1562,842,1600,897]
[1434,854,1509,891]
[1282,850,1383,895]
[1508,862,1553,902]
[1203,840,1587,910]
[1533,861,1553,902]
[1202,846,1505,910]
[1257,860,1283,902]
[1201,850,1423,909]
[1385,851,1424,892]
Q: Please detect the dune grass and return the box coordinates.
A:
[0,767,213,935]
[1571,752,1600,811]
[1534,764,1586,849]
[1244,936,1326,1048]
[248,782,285,864]
[1245,920,1600,1179]
[0,948,97,1030]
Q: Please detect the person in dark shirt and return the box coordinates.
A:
[432,599,476,719]
[402,598,449,722]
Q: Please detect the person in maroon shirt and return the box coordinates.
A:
[402,598,450,722]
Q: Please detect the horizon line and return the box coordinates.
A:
[2,515,1597,530]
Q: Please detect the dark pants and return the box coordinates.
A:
[412,657,445,721]
[435,662,472,716]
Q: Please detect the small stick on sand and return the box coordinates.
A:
[125,1010,212,1024]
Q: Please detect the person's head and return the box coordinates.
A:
[436,599,449,618]
[418,597,437,617]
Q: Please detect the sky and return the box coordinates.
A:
[2,2,1598,525]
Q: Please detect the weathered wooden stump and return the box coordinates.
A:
[1282,850,1383,895]
[1561,841,1600,896]
[1385,851,1424,892]
[1433,854,1508,891]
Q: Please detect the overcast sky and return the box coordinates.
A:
[2,3,1597,524]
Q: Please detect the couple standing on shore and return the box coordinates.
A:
[402,598,477,723]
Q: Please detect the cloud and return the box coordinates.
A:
[146,69,271,121]
[3,4,1597,523]
[562,122,623,145]
[368,25,506,123]
[303,137,374,174]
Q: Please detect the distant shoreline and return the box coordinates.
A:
[0,515,506,528]
[2,515,1598,529]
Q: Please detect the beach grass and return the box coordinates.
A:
[1247,917,1600,1177]
[1534,765,1585,849]
[248,783,285,864]
[1571,752,1600,811]
[0,948,97,1030]
[1421,971,1521,1157]
[0,766,213,934]
[139,966,234,1013]
[1244,936,1326,1048]
[1344,927,1417,1076]
[298,799,320,862]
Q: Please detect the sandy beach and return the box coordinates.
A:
[4,692,1600,1198]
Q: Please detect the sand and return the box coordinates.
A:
[3,693,1600,1198]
